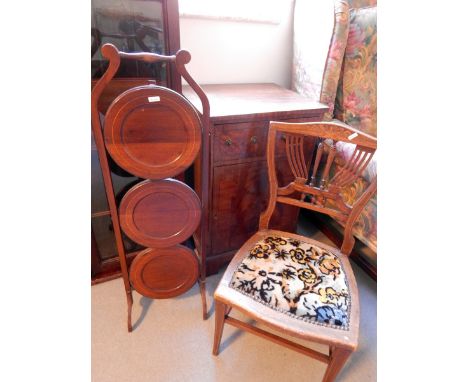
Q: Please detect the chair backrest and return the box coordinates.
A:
[259,121,377,256]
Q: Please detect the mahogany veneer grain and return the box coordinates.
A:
[119,179,201,248]
[129,245,199,299]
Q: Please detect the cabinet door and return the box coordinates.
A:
[211,159,299,256]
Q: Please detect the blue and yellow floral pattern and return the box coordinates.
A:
[230,236,350,329]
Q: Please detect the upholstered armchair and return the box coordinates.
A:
[292,0,377,273]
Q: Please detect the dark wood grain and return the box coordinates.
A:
[104,85,202,180]
[129,245,199,299]
[213,121,269,163]
[210,159,300,255]
[119,179,201,248]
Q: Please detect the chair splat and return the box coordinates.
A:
[285,134,309,183]
[329,145,375,190]
[262,122,376,232]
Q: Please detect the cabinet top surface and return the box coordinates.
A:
[182,83,328,122]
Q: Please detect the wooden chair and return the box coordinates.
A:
[212,121,377,381]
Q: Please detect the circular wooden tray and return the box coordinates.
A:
[104,85,202,179]
[129,245,199,299]
[119,179,201,248]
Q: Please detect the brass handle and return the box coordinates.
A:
[280,134,286,142]
[225,138,232,146]
[250,136,258,144]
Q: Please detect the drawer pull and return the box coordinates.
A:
[224,138,233,146]
[280,134,286,142]
[250,136,258,144]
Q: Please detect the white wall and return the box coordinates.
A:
[179,1,294,88]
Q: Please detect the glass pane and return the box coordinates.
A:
[91,133,144,261]
[91,129,143,215]
[91,0,166,80]
[92,215,143,261]
[91,138,109,214]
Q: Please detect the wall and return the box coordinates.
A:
[179,1,294,88]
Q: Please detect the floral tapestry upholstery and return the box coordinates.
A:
[335,6,377,137]
[230,235,351,330]
[332,6,377,251]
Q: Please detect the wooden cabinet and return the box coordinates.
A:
[183,84,328,274]
[211,161,267,255]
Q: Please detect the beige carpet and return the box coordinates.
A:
[92,223,376,382]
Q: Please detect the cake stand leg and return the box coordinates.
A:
[198,278,208,320]
[126,289,133,332]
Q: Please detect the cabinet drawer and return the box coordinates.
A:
[213,121,268,163]
[213,116,322,164]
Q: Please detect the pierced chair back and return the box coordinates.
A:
[259,121,377,255]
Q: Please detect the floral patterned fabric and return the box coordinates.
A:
[335,6,377,137]
[332,6,377,250]
[230,235,351,330]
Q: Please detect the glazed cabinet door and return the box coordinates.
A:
[91,0,181,90]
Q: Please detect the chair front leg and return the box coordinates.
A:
[322,346,352,382]
[212,300,229,355]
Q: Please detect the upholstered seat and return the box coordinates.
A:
[215,228,360,351]
[230,233,351,329]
